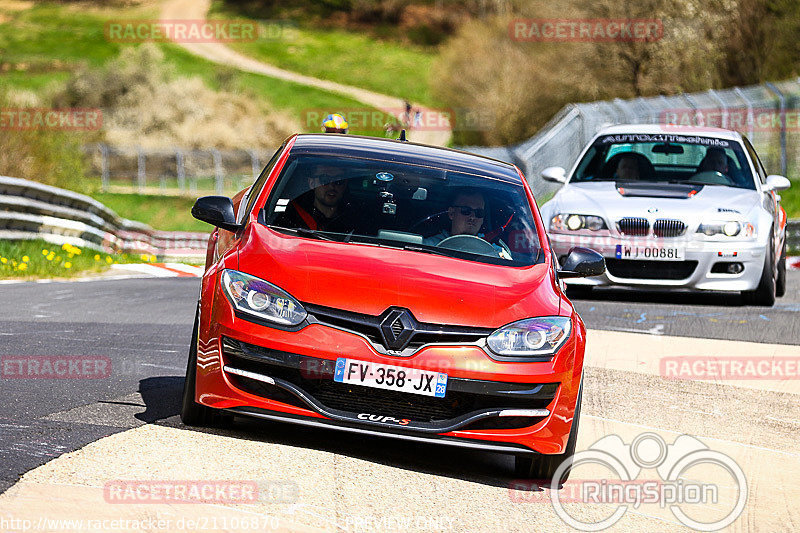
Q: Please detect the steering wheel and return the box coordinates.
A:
[437,234,498,256]
[409,211,447,233]
[689,170,735,186]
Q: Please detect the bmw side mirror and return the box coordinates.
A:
[542,166,567,183]
[765,175,791,192]
[192,196,242,232]
[558,247,606,278]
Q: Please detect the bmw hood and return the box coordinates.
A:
[541,181,761,230]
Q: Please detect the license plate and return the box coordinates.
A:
[615,244,685,261]
[333,358,447,398]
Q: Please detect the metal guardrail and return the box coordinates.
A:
[787,219,800,254]
[0,176,209,260]
[461,78,800,199]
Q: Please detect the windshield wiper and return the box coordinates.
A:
[402,245,454,257]
[269,225,339,241]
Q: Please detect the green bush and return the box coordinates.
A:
[0,90,89,192]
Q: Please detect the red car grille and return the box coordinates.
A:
[221,337,557,429]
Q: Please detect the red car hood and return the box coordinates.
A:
[236,226,560,328]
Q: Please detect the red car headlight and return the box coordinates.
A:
[221,269,307,326]
[487,317,571,357]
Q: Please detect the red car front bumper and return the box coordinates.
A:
[194,277,585,456]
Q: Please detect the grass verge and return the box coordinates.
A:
[210,1,439,108]
[0,2,387,136]
[90,193,209,232]
[780,183,800,219]
[0,240,148,280]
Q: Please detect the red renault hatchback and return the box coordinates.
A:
[182,134,604,480]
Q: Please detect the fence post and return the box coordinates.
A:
[765,82,788,176]
[212,149,224,195]
[137,147,146,194]
[733,87,755,140]
[100,144,109,192]
[612,98,635,123]
[176,149,186,193]
[707,89,728,129]
[249,150,260,182]
[681,93,700,125]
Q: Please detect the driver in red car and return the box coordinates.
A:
[424,189,512,259]
[274,164,359,233]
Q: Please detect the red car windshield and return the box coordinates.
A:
[263,154,543,267]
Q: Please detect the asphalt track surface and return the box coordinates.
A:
[0,274,798,530]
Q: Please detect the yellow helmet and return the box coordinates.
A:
[322,113,348,134]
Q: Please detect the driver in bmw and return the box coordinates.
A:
[424,189,512,259]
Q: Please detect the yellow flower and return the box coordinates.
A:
[42,249,49,255]
[64,262,72,269]
[47,253,55,261]
[140,254,149,261]
[150,255,157,263]
[105,256,113,264]
[0,257,6,264]
[18,263,27,271]
[61,244,68,251]
[22,256,29,262]
[94,254,100,261]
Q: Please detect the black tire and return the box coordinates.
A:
[181,308,232,426]
[776,240,787,298]
[565,285,593,299]
[515,378,583,484]
[742,234,776,306]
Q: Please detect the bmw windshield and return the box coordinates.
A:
[263,154,543,267]
[571,134,756,190]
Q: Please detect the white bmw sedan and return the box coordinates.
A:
[539,125,791,305]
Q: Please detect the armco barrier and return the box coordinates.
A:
[788,219,800,255]
[0,176,209,260]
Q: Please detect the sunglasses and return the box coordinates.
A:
[452,205,485,218]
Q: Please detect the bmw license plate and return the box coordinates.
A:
[333,358,447,398]
[615,244,685,261]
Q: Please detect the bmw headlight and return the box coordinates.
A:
[551,214,607,232]
[221,270,307,326]
[696,221,755,238]
[487,317,571,357]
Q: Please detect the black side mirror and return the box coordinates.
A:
[557,247,606,278]
[191,196,241,232]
